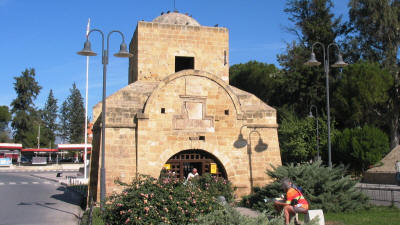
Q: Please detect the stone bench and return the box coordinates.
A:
[304,209,325,225]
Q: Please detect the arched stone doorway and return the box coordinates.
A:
[163,149,227,179]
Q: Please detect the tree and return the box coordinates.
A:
[0,106,11,142]
[229,61,281,105]
[348,0,400,149]
[41,89,58,148]
[277,0,345,115]
[10,68,41,147]
[59,83,85,143]
[332,61,393,129]
[278,108,332,163]
[59,101,69,142]
[285,0,342,46]
[277,43,327,114]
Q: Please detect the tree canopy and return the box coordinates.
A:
[10,68,41,147]
[285,0,342,46]
[348,0,400,148]
[0,106,11,142]
[332,61,393,129]
[229,0,398,171]
[41,89,58,148]
[59,83,85,144]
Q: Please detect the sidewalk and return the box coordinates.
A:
[0,163,83,173]
[234,207,261,218]
[31,171,88,186]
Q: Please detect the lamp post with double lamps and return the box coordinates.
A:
[77,29,133,208]
[304,42,348,168]
[308,105,320,161]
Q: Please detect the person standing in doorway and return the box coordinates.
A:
[186,168,199,182]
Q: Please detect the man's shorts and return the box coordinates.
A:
[294,203,309,211]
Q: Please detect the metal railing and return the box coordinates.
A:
[65,175,88,204]
[357,184,400,206]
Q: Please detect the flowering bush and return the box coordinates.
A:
[102,174,228,225]
[191,173,235,203]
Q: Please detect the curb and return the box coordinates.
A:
[30,174,67,185]
[0,169,79,173]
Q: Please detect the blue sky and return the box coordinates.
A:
[0,0,349,118]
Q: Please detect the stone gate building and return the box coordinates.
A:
[88,12,282,201]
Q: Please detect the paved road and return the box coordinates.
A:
[0,169,78,173]
[0,172,82,225]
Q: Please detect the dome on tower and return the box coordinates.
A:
[152,12,200,26]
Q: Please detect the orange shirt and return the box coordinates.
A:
[285,187,308,206]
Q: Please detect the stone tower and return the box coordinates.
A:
[128,12,229,83]
[88,12,281,201]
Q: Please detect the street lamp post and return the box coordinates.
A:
[305,42,348,168]
[308,105,319,161]
[77,29,132,208]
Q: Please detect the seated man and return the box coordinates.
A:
[274,178,309,225]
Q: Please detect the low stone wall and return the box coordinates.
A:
[362,172,397,185]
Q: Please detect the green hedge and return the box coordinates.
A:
[333,125,389,173]
[241,161,369,213]
[192,205,319,225]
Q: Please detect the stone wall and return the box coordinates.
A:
[128,22,229,83]
[363,172,398,185]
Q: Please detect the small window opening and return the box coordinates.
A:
[199,136,205,141]
[224,109,229,115]
[161,108,166,114]
[224,50,227,65]
[175,56,194,72]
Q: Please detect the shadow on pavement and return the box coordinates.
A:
[52,186,83,207]
[17,201,80,219]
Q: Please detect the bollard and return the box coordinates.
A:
[391,190,394,206]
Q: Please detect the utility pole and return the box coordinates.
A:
[37,124,40,149]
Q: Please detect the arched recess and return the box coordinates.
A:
[161,149,227,180]
[142,69,243,118]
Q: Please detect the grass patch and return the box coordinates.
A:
[324,206,400,225]
[80,207,104,225]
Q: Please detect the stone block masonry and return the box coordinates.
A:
[129,21,229,83]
